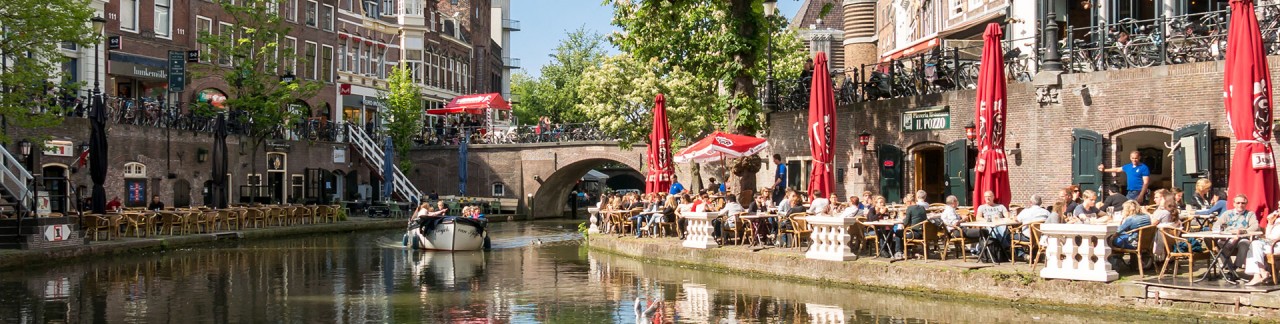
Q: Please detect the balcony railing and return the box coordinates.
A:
[415,123,615,146]
[502,19,521,31]
[502,57,521,69]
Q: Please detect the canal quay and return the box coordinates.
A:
[0,220,1230,323]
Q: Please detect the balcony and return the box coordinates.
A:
[503,57,520,69]
[502,19,521,31]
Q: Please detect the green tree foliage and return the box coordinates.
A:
[510,27,607,124]
[381,65,422,172]
[0,0,99,143]
[604,0,803,135]
[577,54,715,149]
[195,0,321,172]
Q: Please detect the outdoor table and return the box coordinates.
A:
[739,213,778,245]
[1182,231,1262,282]
[861,219,900,258]
[1179,211,1216,231]
[961,220,1019,263]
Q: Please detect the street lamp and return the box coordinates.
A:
[761,0,779,113]
[857,130,872,148]
[964,122,977,147]
[18,140,31,158]
[90,16,106,96]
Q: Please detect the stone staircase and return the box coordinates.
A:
[0,144,40,248]
[344,123,421,201]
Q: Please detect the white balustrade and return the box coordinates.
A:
[1039,223,1118,282]
[805,303,847,324]
[804,216,859,261]
[587,207,600,234]
[681,212,720,249]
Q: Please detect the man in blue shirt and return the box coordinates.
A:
[1099,151,1151,204]
[772,154,787,203]
[668,174,685,195]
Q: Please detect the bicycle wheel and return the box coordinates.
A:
[1123,40,1158,68]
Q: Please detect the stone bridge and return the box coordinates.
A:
[405,141,645,217]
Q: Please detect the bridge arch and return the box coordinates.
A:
[529,146,643,217]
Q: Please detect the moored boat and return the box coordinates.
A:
[404,216,489,251]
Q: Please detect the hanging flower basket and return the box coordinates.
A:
[377,43,387,49]
[364,40,374,46]
[338,34,348,40]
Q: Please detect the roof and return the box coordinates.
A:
[790,0,844,31]
[426,93,511,115]
[582,170,610,181]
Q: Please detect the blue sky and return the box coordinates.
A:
[510,1,805,77]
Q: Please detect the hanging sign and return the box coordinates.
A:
[168,50,186,92]
[901,105,951,131]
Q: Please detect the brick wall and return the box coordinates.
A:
[763,58,1274,204]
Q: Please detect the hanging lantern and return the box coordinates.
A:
[857,131,872,147]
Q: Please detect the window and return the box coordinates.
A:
[345,41,355,72]
[123,162,147,178]
[306,1,318,27]
[61,58,79,85]
[443,19,455,37]
[120,0,138,32]
[338,43,346,72]
[320,45,333,82]
[304,41,318,80]
[247,174,262,185]
[364,1,378,18]
[196,17,213,63]
[492,183,505,196]
[218,22,235,66]
[283,37,298,74]
[355,42,364,75]
[60,42,77,51]
[154,0,172,38]
[381,0,395,16]
[321,5,334,31]
[364,46,373,75]
[285,0,298,22]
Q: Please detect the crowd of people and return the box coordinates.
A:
[591,150,1280,286]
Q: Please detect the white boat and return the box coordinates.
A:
[404,216,489,251]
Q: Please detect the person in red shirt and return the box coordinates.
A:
[105,197,122,213]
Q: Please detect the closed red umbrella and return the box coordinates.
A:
[1224,0,1279,226]
[971,23,1011,206]
[646,94,675,194]
[808,52,836,200]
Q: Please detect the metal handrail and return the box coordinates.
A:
[0,145,32,205]
[345,123,420,201]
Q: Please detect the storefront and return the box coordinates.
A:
[107,52,168,99]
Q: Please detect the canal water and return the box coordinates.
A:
[0,220,1199,323]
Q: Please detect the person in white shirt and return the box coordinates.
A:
[807,190,831,216]
[1014,194,1052,239]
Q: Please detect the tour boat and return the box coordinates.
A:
[404,216,489,251]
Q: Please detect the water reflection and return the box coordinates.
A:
[0,221,1193,323]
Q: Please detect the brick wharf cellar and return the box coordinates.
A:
[759,58,1260,206]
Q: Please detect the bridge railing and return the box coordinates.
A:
[414,123,616,146]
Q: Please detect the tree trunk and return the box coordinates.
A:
[726,0,763,194]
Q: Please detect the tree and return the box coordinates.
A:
[195,0,321,176]
[0,0,99,143]
[381,65,422,172]
[577,54,716,149]
[510,27,608,124]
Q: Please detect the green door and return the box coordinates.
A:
[878,144,903,204]
[944,140,970,205]
[1072,128,1105,193]
[1172,123,1211,204]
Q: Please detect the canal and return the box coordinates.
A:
[0,220,1199,323]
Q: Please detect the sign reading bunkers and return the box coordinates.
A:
[901,105,951,132]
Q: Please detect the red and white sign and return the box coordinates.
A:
[43,141,74,157]
[43,224,71,242]
[339,84,352,95]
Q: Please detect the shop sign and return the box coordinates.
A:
[186,50,200,62]
[126,180,147,206]
[339,83,351,95]
[43,224,72,242]
[107,36,121,50]
[36,191,50,215]
[197,89,227,109]
[333,147,346,164]
[43,141,74,157]
[901,105,950,132]
[167,50,186,92]
[109,61,166,80]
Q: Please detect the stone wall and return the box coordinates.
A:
[761,57,1275,203]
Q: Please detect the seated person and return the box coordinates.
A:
[807,190,831,216]
[976,190,1012,261]
[1014,194,1051,241]
[1101,184,1128,213]
[1072,190,1106,224]
[1192,178,1228,216]
[1214,194,1260,282]
[1110,200,1152,250]
[895,191,930,259]
[939,195,982,240]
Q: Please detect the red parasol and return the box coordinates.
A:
[426,93,511,115]
[1224,0,1279,226]
[673,132,769,164]
[645,94,675,194]
[970,23,1012,206]
[807,52,836,200]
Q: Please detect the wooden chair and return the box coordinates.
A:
[222,209,240,230]
[1159,227,1210,282]
[721,212,745,245]
[1265,241,1280,285]
[1009,221,1046,267]
[941,225,969,261]
[785,214,812,248]
[158,212,186,235]
[84,215,113,241]
[903,220,945,259]
[852,220,879,255]
[1112,224,1159,277]
[189,211,213,233]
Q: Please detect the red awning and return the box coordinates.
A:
[426,93,511,115]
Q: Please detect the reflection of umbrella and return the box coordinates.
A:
[1224,0,1279,226]
[211,113,228,208]
[383,137,395,201]
[807,52,836,200]
[673,132,769,164]
[458,130,469,196]
[971,23,1011,206]
[645,94,674,194]
[90,92,108,213]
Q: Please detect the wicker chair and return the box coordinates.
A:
[903,220,945,259]
[158,212,186,235]
[83,214,113,241]
[1112,224,1159,277]
[1159,227,1210,282]
[941,226,969,261]
[851,219,879,255]
[785,213,812,248]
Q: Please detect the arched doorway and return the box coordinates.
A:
[909,143,945,203]
[172,179,191,207]
[1112,127,1174,197]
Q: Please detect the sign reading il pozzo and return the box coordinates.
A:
[901,105,951,132]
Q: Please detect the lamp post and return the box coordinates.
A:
[1039,0,1063,72]
[17,139,33,217]
[857,131,872,149]
[90,16,106,98]
[761,0,779,113]
[964,122,977,148]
